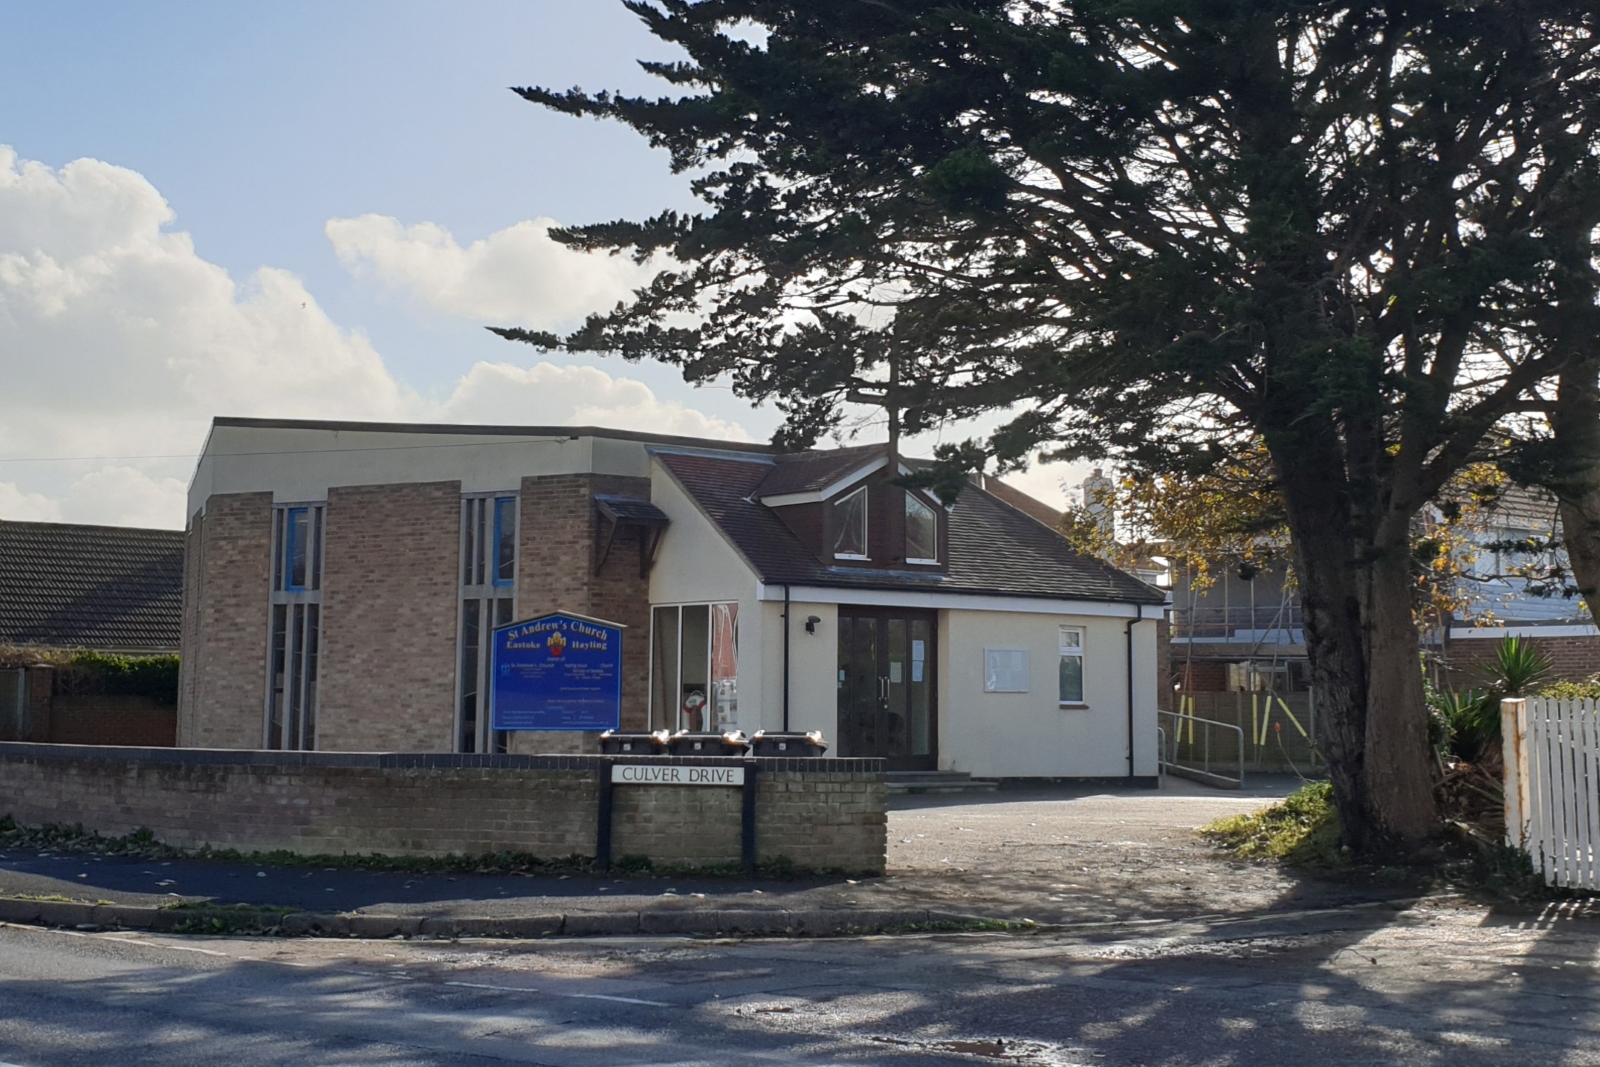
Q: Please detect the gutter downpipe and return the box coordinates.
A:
[781,584,792,732]
[1125,608,1150,781]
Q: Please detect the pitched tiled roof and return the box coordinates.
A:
[0,520,184,652]
[1482,485,1562,532]
[655,450,1165,604]
[752,444,885,498]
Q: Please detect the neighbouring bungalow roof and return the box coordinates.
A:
[0,520,184,653]
[1481,484,1562,532]
[654,449,1166,605]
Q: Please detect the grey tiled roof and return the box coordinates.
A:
[655,450,1165,605]
[0,520,184,652]
[752,444,884,498]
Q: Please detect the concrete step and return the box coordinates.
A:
[885,771,999,795]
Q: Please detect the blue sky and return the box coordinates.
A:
[0,2,1078,526]
[1,1,703,394]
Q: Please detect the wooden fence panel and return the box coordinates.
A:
[1506,698,1600,890]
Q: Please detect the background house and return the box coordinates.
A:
[0,519,183,745]
[1437,486,1598,686]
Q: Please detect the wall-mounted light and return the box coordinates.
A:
[805,615,821,635]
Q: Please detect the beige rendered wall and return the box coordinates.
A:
[647,463,764,732]
[189,426,659,516]
[938,609,1159,779]
[759,601,839,739]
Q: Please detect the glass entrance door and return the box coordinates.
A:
[837,609,937,770]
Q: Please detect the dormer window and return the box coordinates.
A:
[833,487,868,558]
[906,493,938,563]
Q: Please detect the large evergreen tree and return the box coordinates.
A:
[500,0,1600,853]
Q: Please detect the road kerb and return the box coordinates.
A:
[0,895,1030,940]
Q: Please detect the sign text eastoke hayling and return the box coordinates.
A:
[611,764,746,786]
[490,612,623,732]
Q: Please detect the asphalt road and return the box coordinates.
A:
[3,896,1599,1066]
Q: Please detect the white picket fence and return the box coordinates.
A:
[1502,697,1600,889]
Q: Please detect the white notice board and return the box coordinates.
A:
[983,648,1030,693]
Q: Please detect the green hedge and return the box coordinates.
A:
[60,653,180,704]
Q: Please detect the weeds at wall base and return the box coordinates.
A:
[0,815,867,880]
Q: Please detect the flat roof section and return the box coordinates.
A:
[210,416,777,453]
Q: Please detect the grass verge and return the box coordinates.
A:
[1201,781,1345,869]
[1201,782,1560,901]
[160,903,299,935]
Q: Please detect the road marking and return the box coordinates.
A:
[444,979,669,1006]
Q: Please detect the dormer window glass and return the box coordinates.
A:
[833,487,868,558]
[905,493,937,563]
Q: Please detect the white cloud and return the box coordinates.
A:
[58,467,190,528]
[326,214,664,328]
[0,482,61,523]
[997,459,1088,513]
[0,148,748,529]
[433,362,750,442]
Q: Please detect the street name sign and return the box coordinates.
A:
[612,764,746,786]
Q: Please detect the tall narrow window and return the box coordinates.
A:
[905,493,937,563]
[459,494,517,752]
[267,503,324,750]
[650,602,738,731]
[1058,626,1086,705]
[833,487,868,559]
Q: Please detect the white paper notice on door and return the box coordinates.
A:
[911,639,926,682]
[983,648,1029,693]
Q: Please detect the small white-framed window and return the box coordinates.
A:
[833,487,868,559]
[650,602,739,731]
[1059,625,1086,705]
[905,492,938,563]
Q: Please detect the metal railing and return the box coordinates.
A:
[1157,708,1245,790]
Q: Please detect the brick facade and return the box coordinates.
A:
[180,474,661,755]
[513,473,655,751]
[1442,633,1600,689]
[0,744,887,874]
[177,492,273,748]
[318,481,462,752]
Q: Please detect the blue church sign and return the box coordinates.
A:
[490,612,624,732]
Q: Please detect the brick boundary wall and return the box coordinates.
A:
[1442,634,1600,688]
[0,745,887,874]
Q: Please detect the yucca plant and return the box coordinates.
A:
[1484,636,1553,698]
[1431,688,1497,763]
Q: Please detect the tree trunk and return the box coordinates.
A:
[1270,434,1440,854]
[1550,361,1600,626]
